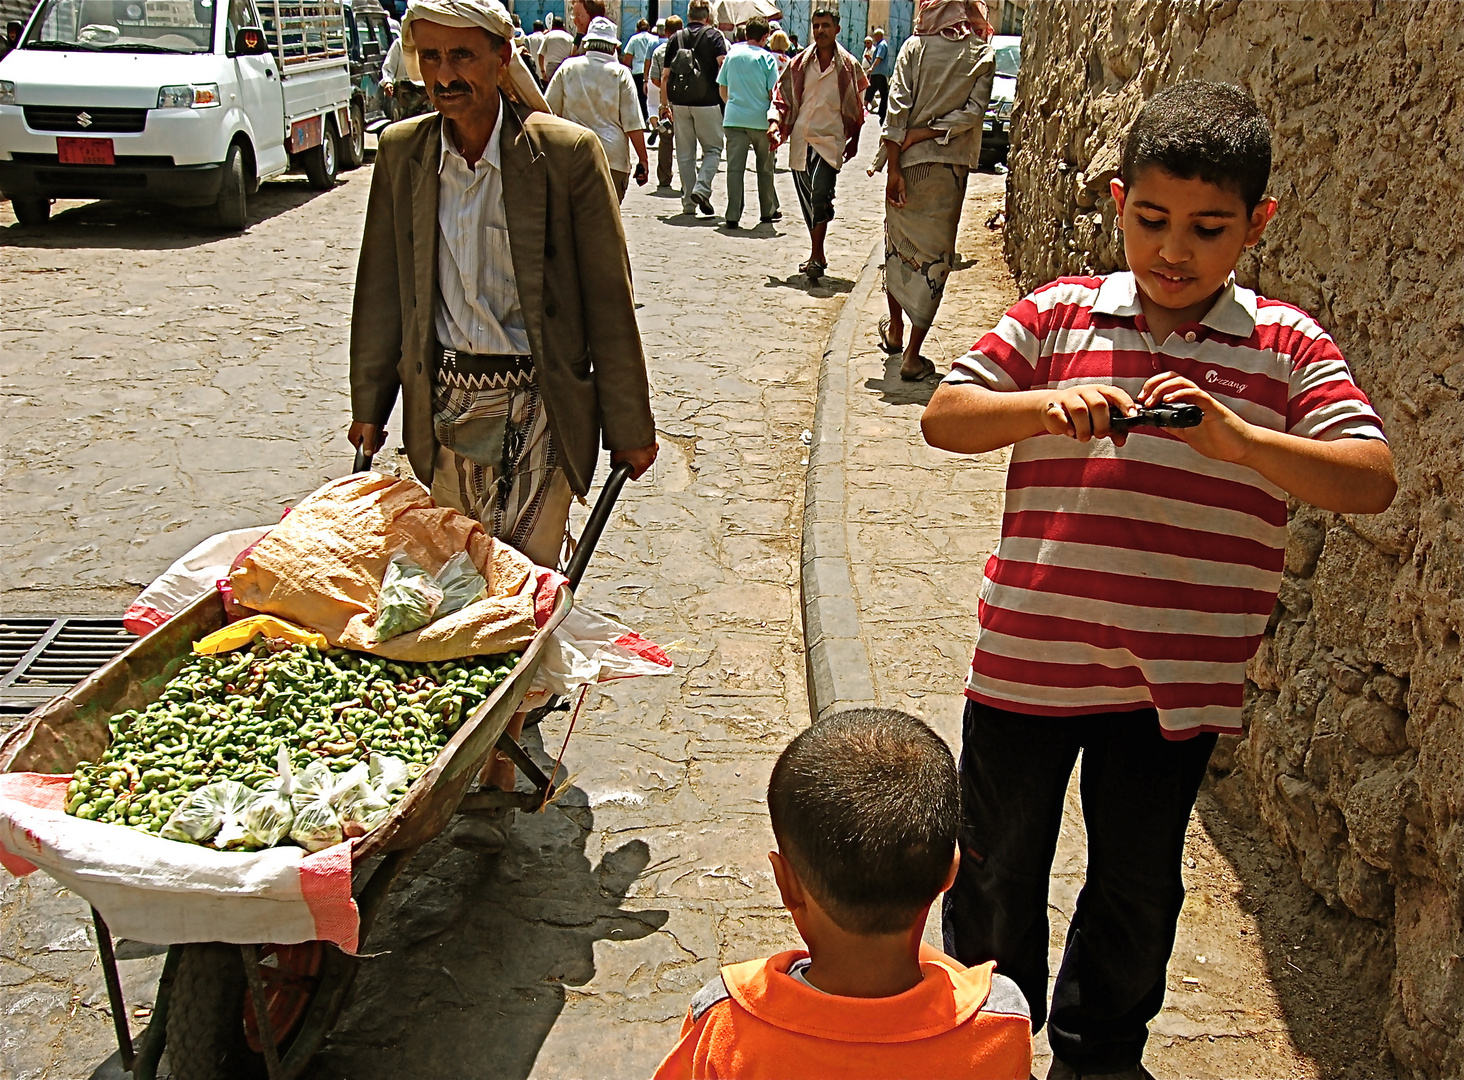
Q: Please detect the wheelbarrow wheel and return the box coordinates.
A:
[165,941,331,1079]
[164,943,261,1080]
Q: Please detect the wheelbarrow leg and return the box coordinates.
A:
[242,944,285,1080]
[90,908,135,1072]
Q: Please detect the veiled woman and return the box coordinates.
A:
[877,0,995,380]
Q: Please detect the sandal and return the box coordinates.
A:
[900,355,938,382]
[877,316,902,354]
[799,258,826,281]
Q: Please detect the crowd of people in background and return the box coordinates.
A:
[369,0,947,286]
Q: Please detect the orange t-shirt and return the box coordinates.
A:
[653,947,1032,1080]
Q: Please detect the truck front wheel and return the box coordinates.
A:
[303,117,339,190]
[214,144,248,232]
[11,197,51,226]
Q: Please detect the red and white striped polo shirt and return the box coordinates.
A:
[945,272,1385,737]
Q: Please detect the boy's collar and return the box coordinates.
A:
[718,949,996,1042]
[1095,271,1258,337]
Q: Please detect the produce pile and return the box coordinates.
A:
[64,639,521,851]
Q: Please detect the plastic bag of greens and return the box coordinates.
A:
[435,551,487,617]
[289,799,344,852]
[338,789,391,838]
[161,781,258,848]
[290,762,368,852]
[290,759,335,812]
[243,747,296,848]
[367,753,410,798]
[374,553,444,642]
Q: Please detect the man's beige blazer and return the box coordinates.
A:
[349,99,655,495]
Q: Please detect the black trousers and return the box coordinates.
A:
[868,72,889,119]
[632,72,648,130]
[942,699,1216,1073]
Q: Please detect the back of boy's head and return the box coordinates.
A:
[1120,79,1272,212]
[767,709,959,936]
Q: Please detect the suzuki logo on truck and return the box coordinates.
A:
[76,111,94,128]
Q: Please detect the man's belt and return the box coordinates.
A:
[436,346,535,391]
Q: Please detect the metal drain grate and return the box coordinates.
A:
[0,617,133,726]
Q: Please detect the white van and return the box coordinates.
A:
[0,0,356,229]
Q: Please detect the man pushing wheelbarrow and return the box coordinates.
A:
[347,0,659,853]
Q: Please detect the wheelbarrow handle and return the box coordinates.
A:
[565,461,633,592]
[353,447,373,474]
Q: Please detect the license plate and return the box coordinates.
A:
[57,137,116,166]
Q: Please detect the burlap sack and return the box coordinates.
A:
[229,474,538,660]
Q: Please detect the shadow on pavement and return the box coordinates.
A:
[1196,780,1398,1079]
[763,272,853,297]
[1,176,347,251]
[308,726,669,1080]
[864,353,941,406]
[716,222,779,238]
[657,211,723,227]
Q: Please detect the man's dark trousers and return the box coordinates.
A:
[633,72,648,132]
[942,700,1216,1073]
[868,72,889,118]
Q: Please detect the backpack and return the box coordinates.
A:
[666,26,714,105]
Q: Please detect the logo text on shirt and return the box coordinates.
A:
[1204,370,1248,394]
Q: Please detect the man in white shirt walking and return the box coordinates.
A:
[772,6,867,280]
[546,16,649,201]
[537,14,573,83]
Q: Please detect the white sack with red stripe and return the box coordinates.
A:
[0,774,358,951]
[123,526,273,636]
[522,605,674,708]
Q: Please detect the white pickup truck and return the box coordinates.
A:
[0,0,359,229]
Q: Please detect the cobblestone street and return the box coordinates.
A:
[1,126,1380,1079]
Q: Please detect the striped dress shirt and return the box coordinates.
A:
[435,113,531,357]
[945,272,1385,737]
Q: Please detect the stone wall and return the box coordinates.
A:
[1002,2,1464,1074]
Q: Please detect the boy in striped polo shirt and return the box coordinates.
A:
[921,81,1396,1080]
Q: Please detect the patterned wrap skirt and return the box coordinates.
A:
[430,350,573,569]
[884,161,970,329]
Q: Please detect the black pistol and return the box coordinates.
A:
[1108,402,1204,435]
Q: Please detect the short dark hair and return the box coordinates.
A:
[745,15,769,41]
[768,709,959,936]
[811,6,839,27]
[1120,80,1272,212]
[551,14,564,29]
[577,0,607,16]
[532,19,544,31]
[664,14,682,33]
[636,18,648,31]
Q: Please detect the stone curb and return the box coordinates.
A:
[800,238,885,724]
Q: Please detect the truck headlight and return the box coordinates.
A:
[0,81,16,106]
[158,84,221,108]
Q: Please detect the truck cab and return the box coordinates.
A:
[341,0,393,152]
[0,0,355,229]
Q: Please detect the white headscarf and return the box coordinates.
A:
[400,0,550,113]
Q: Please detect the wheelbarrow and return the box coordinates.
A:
[0,459,633,1079]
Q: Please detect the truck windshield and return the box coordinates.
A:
[24,0,217,53]
[995,43,1020,79]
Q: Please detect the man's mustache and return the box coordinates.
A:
[432,81,473,96]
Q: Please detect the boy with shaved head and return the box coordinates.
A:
[655,709,1032,1079]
